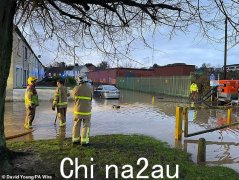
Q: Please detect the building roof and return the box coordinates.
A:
[65,66,75,71]
[94,67,154,71]
[14,25,44,67]
[45,67,63,75]
[73,65,87,71]
[156,63,195,68]
[225,64,239,67]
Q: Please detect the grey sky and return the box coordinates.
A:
[29,24,239,68]
[129,28,239,68]
[18,0,239,68]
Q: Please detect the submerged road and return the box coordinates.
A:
[4,89,239,173]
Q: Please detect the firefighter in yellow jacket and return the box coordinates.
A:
[72,74,93,146]
[24,76,39,129]
[52,79,69,127]
[190,81,199,100]
[189,81,198,107]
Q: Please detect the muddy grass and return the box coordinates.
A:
[4,134,239,180]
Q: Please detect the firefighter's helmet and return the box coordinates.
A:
[76,74,87,84]
[27,76,38,85]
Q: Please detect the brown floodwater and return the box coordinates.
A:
[4,89,239,173]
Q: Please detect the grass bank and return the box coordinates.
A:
[7,134,239,180]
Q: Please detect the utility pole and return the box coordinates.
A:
[223,17,228,80]
[116,59,119,84]
[73,45,79,78]
[152,40,154,67]
[117,59,119,68]
[73,46,78,66]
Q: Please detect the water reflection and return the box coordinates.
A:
[4,89,239,172]
[183,139,239,167]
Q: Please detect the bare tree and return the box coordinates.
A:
[121,61,135,68]
[1,0,239,171]
[97,61,110,70]
[150,63,160,69]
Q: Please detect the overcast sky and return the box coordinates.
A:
[31,24,239,68]
[131,30,239,68]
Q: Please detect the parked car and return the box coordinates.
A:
[94,85,120,99]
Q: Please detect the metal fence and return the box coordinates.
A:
[117,76,192,97]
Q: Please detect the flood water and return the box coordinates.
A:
[4,89,239,173]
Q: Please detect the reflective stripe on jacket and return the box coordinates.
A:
[72,83,93,119]
[53,86,68,108]
[25,85,39,107]
[75,96,91,100]
[190,83,198,93]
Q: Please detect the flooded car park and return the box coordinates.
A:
[4,89,239,173]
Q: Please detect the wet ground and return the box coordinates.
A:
[4,89,239,173]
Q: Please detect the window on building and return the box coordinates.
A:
[24,47,28,60]
[17,37,21,56]
[23,70,28,86]
[15,68,20,87]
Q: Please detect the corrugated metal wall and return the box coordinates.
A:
[117,76,192,97]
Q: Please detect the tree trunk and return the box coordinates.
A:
[0,0,17,172]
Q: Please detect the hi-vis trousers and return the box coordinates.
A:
[24,106,36,128]
[72,117,91,144]
[57,107,67,127]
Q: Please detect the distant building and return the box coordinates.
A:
[64,65,89,79]
[6,26,45,100]
[44,64,89,79]
[52,62,65,67]
[154,64,195,76]
[223,64,239,71]
[88,68,154,85]
[85,63,96,72]
[45,66,64,77]
[64,65,75,77]
[88,64,195,85]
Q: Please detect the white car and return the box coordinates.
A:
[94,85,120,99]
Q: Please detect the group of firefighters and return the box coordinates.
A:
[24,74,92,146]
[24,75,199,145]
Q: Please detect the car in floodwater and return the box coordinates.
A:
[94,85,120,99]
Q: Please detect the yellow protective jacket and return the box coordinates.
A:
[25,85,39,108]
[53,85,69,108]
[190,83,198,93]
[72,83,93,120]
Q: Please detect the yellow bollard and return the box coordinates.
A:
[174,139,182,149]
[152,96,155,104]
[227,108,232,125]
[184,107,189,137]
[175,106,183,140]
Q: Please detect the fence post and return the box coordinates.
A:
[227,108,232,124]
[184,107,189,137]
[183,140,188,151]
[197,138,206,164]
[175,106,183,140]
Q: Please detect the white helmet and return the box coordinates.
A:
[76,74,87,84]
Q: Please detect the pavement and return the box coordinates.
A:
[8,88,73,102]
